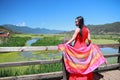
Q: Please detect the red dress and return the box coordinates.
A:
[69,26,93,80]
[58,26,107,80]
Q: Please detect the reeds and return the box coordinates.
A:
[0,63,62,77]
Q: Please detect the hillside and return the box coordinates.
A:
[1,24,64,34]
[0,26,16,34]
[87,22,120,34]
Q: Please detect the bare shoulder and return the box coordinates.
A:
[75,27,80,33]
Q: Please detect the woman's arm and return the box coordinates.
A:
[66,28,80,45]
[87,31,91,44]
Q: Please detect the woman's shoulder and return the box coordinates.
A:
[75,27,80,32]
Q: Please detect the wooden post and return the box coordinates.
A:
[118,46,120,69]
[62,54,69,80]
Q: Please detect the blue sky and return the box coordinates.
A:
[0,0,120,31]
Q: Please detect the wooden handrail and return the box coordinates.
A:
[0,71,63,80]
[0,46,58,52]
[0,59,62,68]
[97,43,120,48]
[0,44,119,52]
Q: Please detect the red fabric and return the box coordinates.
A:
[69,72,93,80]
[74,26,89,49]
[69,26,93,80]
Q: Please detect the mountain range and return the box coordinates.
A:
[0,24,64,34]
[87,22,120,34]
[0,21,120,34]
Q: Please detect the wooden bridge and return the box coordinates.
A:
[0,44,120,80]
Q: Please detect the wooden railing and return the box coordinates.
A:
[0,44,120,80]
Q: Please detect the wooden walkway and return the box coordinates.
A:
[93,70,120,80]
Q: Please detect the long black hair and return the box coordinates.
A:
[76,16,84,37]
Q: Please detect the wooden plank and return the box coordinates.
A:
[118,46,120,69]
[61,55,68,80]
[0,46,57,52]
[93,70,120,80]
[97,44,120,48]
[107,70,119,80]
[113,70,120,79]
[0,71,63,80]
[104,54,120,58]
[100,70,120,80]
[0,59,62,68]
[0,44,119,52]
[94,63,119,72]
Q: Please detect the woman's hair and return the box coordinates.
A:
[76,16,84,37]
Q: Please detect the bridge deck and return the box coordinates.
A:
[93,70,120,80]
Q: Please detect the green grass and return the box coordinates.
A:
[0,50,62,78]
[0,36,31,47]
[0,52,25,63]
[107,57,118,64]
[91,34,120,44]
[32,36,63,46]
[0,57,118,78]
[92,39,119,44]
[0,50,61,63]
[13,33,64,38]
[0,63,62,77]
[12,33,120,45]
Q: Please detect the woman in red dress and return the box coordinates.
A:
[58,16,107,80]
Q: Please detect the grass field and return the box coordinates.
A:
[14,33,120,44]
[92,39,119,44]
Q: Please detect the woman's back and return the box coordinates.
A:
[74,26,89,48]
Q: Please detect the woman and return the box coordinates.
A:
[58,16,107,80]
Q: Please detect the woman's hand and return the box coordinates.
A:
[65,41,70,45]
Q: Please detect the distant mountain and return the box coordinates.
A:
[1,21,120,34]
[0,24,64,34]
[87,22,120,34]
[0,25,16,34]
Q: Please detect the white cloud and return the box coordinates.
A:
[16,22,26,26]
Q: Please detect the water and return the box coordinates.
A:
[100,47,118,64]
[100,47,118,54]
[26,38,39,46]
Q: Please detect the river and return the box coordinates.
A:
[20,38,62,60]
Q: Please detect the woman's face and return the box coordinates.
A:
[75,19,79,26]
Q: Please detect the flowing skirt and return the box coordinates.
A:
[58,43,107,80]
